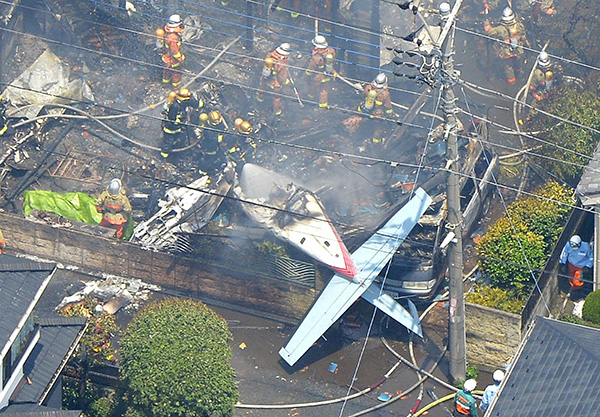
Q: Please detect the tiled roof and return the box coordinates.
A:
[0,256,55,353]
[10,318,86,405]
[488,316,600,416]
[0,402,81,416]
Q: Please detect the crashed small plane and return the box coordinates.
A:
[279,187,432,366]
[234,163,357,278]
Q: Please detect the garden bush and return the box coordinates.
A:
[582,289,600,325]
[120,298,238,417]
[477,217,546,296]
[466,284,525,314]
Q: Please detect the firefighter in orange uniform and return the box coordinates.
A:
[358,73,394,145]
[156,14,186,87]
[483,7,529,84]
[96,179,132,239]
[257,43,291,116]
[305,34,336,109]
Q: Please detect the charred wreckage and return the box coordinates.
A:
[0,0,497,301]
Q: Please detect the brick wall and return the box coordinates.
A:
[0,212,315,322]
[465,302,521,371]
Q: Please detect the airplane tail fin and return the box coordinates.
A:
[362,283,423,337]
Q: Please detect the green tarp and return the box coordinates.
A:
[23,190,103,225]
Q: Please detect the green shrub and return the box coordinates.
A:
[87,397,112,417]
[559,313,600,329]
[120,298,238,417]
[582,290,600,325]
[477,217,546,296]
[255,240,288,257]
[466,284,525,314]
[508,181,573,248]
[533,88,600,186]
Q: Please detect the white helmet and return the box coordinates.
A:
[463,379,477,392]
[501,7,515,23]
[108,178,123,196]
[276,42,291,56]
[493,370,505,383]
[538,51,551,68]
[167,14,182,28]
[312,35,328,49]
[372,73,388,88]
[569,235,582,247]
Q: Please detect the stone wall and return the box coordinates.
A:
[0,212,315,323]
[465,302,521,371]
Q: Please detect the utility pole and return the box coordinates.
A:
[439,1,466,383]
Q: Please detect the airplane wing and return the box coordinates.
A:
[279,188,432,366]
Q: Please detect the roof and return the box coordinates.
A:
[0,402,81,416]
[9,317,87,405]
[0,256,56,354]
[488,316,600,416]
[576,141,600,205]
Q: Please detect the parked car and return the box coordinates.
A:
[376,141,499,301]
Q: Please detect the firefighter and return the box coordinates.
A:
[156,14,186,87]
[198,110,227,176]
[453,379,479,417]
[529,51,563,101]
[531,0,556,28]
[96,178,132,239]
[483,7,530,84]
[221,118,254,166]
[480,0,501,16]
[305,34,336,109]
[161,88,202,159]
[358,73,394,146]
[0,95,11,137]
[257,43,291,116]
[519,51,563,124]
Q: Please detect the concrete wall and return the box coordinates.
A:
[0,213,315,323]
[465,302,521,371]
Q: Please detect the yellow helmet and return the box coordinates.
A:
[200,113,209,122]
[208,110,222,126]
[236,119,252,135]
[167,91,177,104]
[176,88,191,100]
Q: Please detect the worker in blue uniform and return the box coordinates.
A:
[480,370,504,413]
[559,235,593,290]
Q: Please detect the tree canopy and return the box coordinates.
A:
[120,298,238,417]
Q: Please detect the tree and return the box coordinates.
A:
[533,88,600,186]
[120,298,238,417]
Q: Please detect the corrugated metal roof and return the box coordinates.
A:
[488,316,600,416]
[577,141,600,203]
[10,318,86,405]
[0,255,56,353]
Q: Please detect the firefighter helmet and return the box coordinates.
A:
[167,14,183,28]
[538,51,551,68]
[372,73,388,88]
[493,370,505,383]
[569,235,582,248]
[312,35,328,49]
[200,113,209,123]
[176,88,191,100]
[276,42,291,56]
[235,118,252,135]
[463,379,477,392]
[501,7,515,24]
[208,110,222,126]
[108,178,122,196]
[167,91,177,104]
